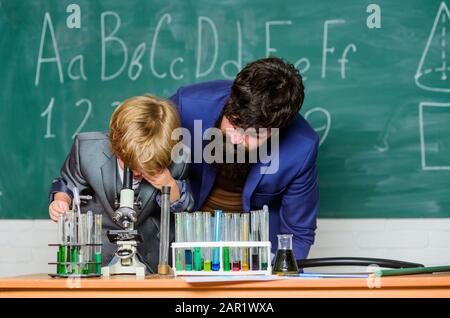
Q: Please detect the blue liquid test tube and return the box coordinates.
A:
[184,212,193,271]
[212,210,222,271]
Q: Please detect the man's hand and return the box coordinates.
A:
[49,192,71,222]
[144,169,181,203]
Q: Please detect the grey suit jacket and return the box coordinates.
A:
[53,132,193,273]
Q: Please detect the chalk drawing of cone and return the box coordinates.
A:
[415,2,450,93]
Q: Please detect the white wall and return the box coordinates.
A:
[308,219,450,272]
[1,219,450,277]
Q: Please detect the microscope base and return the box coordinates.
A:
[101,254,146,277]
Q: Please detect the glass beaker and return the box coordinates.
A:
[272,234,299,275]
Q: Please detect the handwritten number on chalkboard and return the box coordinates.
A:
[72,99,92,139]
[305,107,331,146]
[40,97,56,139]
[41,98,93,139]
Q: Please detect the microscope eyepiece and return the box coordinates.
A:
[123,166,133,190]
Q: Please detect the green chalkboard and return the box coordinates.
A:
[1,0,449,219]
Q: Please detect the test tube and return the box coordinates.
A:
[184,212,193,271]
[241,213,250,271]
[64,211,72,274]
[68,211,79,274]
[212,210,222,271]
[78,213,87,274]
[251,210,260,270]
[175,212,185,271]
[194,212,203,271]
[203,212,212,271]
[222,213,231,271]
[73,187,82,274]
[260,205,269,270]
[158,186,171,275]
[86,211,94,274]
[231,213,241,271]
[94,214,102,274]
[57,214,66,274]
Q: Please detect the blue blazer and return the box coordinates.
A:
[170,80,319,259]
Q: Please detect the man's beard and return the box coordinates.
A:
[209,135,252,181]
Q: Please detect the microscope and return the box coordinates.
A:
[101,166,146,277]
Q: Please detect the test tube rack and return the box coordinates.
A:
[171,241,272,276]
[49,210,103,278]
[48,243,103,278]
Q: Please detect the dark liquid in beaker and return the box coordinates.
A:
[273,250,298,275]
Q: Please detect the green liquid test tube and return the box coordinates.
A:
[64,211,71,274]
[70,246,79,274]
[57,214,66,274]
[223,248,230,271]
[66,211,78,274]
[94,214,102,274]
[86,211,94,274]
[222,213,231,271]
[194,247,202,271]
[94,252,102,274]
[58,246,67,274]
[79,213,88,275]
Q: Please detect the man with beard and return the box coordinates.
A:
[169,57,319,261]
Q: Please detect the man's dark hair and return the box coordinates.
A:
[222,57,304,129]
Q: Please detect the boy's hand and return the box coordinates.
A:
[144,169,181,203]
[49,192,71,222]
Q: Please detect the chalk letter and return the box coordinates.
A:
[322,20,345,78]
[196,16,218,78]
[128,43,146,81]
[221,21,242,79]
[68,55,87,80]
[265,20,292,57]
[35,13,64,86]
[101,12,128,81]
[338,44,356,79]
[170,57,184,80]
[295,57,310,81]
[150,14,171,79]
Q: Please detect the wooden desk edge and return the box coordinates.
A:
[1,274,450,298]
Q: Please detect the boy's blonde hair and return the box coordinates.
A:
[109,95,180,176]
